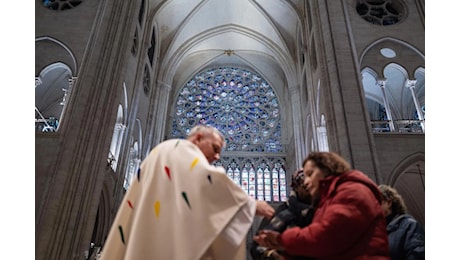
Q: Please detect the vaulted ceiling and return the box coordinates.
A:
[151,0,305,93]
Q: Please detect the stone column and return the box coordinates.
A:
[405,79,425,132]
[377,78,395,132]
[60,77,77,106]
[289,85,307,165]
[153,81,172,145]
[110,123,126,170]
[317,115,329,152]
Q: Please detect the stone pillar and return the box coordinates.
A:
[153,81,172,145]
[61,76,77,106]
[110,123,126,170]
[405,79,425,132]
[289,85,307,165]
[377,78,395,132]
[317,115,329,152]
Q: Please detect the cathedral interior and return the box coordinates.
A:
[35,0,425,259]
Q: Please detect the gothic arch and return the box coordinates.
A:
[361,62,424,133]
[387,152,425,226]
[360,36,424,64]
[35,62,74,132]
[35,36,78,74]
[92,173,115,251]
[388,152,425,186]
[359,37,424,79]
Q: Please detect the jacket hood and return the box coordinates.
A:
[320,170,383,204]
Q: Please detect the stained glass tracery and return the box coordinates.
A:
[172,67,282,152]
[171,66,287,201]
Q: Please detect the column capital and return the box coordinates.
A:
[68,77,78,88]
[114,123,126,130]
[36,76,42,87]
[377,78,387,88]
[405,79,417,89]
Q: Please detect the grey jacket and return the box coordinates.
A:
[387,214,425,260]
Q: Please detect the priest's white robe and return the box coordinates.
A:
[99,139,256,260]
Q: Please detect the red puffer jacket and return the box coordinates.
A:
[279,170,390,260]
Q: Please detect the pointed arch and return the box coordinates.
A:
[359,37,425,65]
[35,36,78,74]
[387,152,425,226]
[35,62,74,132]
[91,175,114,250]
[388,152,425,186]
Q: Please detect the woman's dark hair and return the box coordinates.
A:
[378,184,407,215]
[302,152,351,176]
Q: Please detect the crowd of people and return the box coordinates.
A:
[99,124,424,260]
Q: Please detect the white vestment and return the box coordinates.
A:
[99,139,256,260]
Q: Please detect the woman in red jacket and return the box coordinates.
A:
[254,152,390,260]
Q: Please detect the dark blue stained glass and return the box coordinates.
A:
[172,66,281,152]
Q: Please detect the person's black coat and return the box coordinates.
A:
[250,195,315,260]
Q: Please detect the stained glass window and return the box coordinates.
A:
[171,66,287,201]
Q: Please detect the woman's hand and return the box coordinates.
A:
[253,230,284,251]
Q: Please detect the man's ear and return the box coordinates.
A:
[191,133,202,145]
[189,134,201,144]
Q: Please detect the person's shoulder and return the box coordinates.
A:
[147,139,195,156]
[160,138,195,148]
[336,170,382,197]
[399,214,423,226]
[341,170,374,184]
[335,172,375,192]
[392,214,424,230]
[156,138,182,146]
[394,214,416,222]
[164,138,185,143]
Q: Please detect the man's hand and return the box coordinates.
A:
[255,200,275,219]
